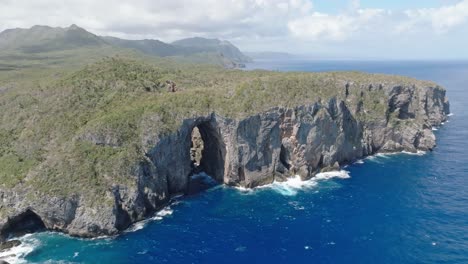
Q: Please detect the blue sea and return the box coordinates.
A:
[3,60,468,264]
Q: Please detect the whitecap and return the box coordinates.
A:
[367,150,426,161]
[314,170,350,181]
[288,201,305,210]
[234,186,251,192]
[447,113,454,117]
[126,221,147,232]
[354,159,364,164]
[0,234,40,264]
[126,205,174,233]
[432,127,438,131]
[375,153,393,158]
[137,249,148,255]
[151,207,173,221]
[401,150,426,156]
[266,176,318,196]
[234,170,351,196]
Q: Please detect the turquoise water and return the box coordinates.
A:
[4,60,468,264]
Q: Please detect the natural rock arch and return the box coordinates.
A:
[188,120,226,184]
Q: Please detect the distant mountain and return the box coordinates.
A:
[102,36,184,57]
[0,25,252,68]
[172,37,252,63]
[0,24,107,53]
[105,36,252,65]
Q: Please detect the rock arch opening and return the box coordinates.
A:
[1,210,46,238]
[188,121,225,194]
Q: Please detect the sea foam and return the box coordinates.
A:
[236,170,351,196]
[126,204,175,232]
[0,234,39,264]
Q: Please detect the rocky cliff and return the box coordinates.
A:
[0,62,450,241]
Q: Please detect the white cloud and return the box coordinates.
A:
[0,0,313,41]
[288,0,468,41]
[288,8,387,41]
[400,0,468,33]
[0,0,467,58]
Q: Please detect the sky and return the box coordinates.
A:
[1,0,468,59]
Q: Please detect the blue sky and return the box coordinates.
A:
[1,0,467,59]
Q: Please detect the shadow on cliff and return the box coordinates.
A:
[187,121,225,195]
[0,209,46,241]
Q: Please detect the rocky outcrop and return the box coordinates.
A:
[0,82,449,239]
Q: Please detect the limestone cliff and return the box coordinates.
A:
[0,75,450,241]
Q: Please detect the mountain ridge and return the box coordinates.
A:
[0,24,252,68]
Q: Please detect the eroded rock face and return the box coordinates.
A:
[0,83,450,239]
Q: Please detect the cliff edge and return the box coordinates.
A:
[0,58,450,240]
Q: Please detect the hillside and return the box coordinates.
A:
[0,25,251,70]
[102,36,184,57]
[172,37,252,63]
[0,24,107,53]
[104,36,251,68]
[0,55,449,240]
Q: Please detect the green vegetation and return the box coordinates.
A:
[0,56,435,200]
[0,25,437,202]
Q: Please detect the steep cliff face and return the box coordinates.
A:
[0,81,449,241]
[217,84,449,187]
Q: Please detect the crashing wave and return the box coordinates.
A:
[126,204,175,232]
[236,170,351,196]
[0,234,39,264]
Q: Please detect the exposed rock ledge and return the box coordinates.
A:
[0,82,449,240]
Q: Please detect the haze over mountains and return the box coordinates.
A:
[0,24,251,69]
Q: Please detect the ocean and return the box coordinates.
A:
[2,59,468,264]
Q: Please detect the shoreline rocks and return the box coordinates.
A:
[0,239,21,253]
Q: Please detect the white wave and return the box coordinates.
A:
[0,234,39,264]
[235,170,350,196]
[354,159,364,164]
[432,127,438,131]
[265,176,318,196]
[315,170,350,180]
[126,221,146,232]
[367,150,426,161]
[447,113,454,117]
[152,207,173,220]
[289,201,305,210]
[401,150,426,156]
[126,205,174,232]
[234,186,253,193]
[376,153,393,158]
